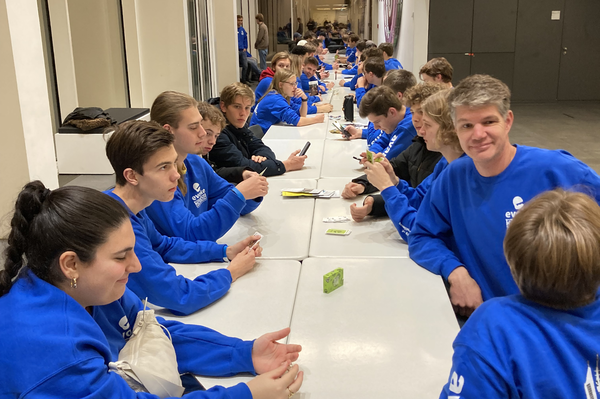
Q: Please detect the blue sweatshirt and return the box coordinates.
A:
[347,47,357,63]
[362,122,384,144]
[237,26,248,51]
[254,77,272,107]
[300,72,327,93]
[315,54,332,70]
[346,72,362,90]
[384,58,403,70]
[0,270,254,398]
[355,83,375,107]
[342,64,358,75]
[381,157,449,241]
[145,155,260,242]
[250,91,301,133]
[440,293,600,399]
[408,145,600,300]
[369,107,416,159]
[105,190,232,315]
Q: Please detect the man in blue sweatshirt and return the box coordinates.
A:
[408,74,600,317]
[355,54,386,106]
[379,42,403,70]
[104,120,261,315]
[237,15,249,85]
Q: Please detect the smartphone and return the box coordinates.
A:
[248,231,263,250]
[299,141,311,156]
[342,129,351,139]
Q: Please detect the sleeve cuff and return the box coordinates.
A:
[223,245,229,262]
[232,187,246,202]
[231,340,257,375]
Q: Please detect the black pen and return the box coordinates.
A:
[353,156,361,161]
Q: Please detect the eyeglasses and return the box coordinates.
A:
[283,81,298,87]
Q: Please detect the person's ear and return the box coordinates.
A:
[58,251,81,282]
[123,168,139,186]
[435,74,443,82]
[397,92,403,101]
[219,102,227,113]
[163,124,173,133]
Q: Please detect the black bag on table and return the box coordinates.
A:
[342,95,354,122]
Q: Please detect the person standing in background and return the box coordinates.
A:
[237,15,249,85]
[296,18,303,34]
[255,14,269,71]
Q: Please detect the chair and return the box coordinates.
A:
[248,124,264,139]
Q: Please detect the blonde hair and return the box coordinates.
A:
[289,54,304,78]
[504,189,600,309]
[403,82,446,107]
[271,52,290,72]
[421,89,462,154]
[151,91,198,128]
[266,69,296,103]
[150,91,199,196]
[197,102,225,130]
[220,82,255,107]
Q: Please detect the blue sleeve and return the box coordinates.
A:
[383,132,417,160]
[369,132,391,154]
[159,318,257,377]
[440,344,510,399]
[355,87,366,106]
[408,173,464,279]
[347,51,356,63]
[348,73,361,91]
[254,79,271,105]
[300,74,310,91]
[146,188,245,243]
[291,97,316,114]
[342,64,358,75]
[380,175,432,242]
[272,97,301,126]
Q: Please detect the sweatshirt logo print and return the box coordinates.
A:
[192,183,207,209]
[505,196,524,227]
[118,316,133,339]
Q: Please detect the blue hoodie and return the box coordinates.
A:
[381,157,449,241]
[342,64,358,75]
[105,190,232,315]
[315,54,332,70]
[300,72,327,93]
[145,155,260,242]
[0,270,254,398]
[355,83,375,107]
[369,107,416,159]
[408,145,600,300]
[384,58,403,70]
[250,91,301,133]
[440,293,600,399]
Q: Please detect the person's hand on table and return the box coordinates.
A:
[226,244,258,282]
[332,62,339,70]
[377,156,399,185]
[321,71,330,79]
[447,266,483,316]
[350,196,374,222]
[247,361,303,399]
[236,173,269,199]
[251,328,302,374]
[251,155,267,163]
[242,170,259,180]
[339,79,346,87]
[342,182,365,199]
[326,82,335,90]
[363,160,395,191]
[282,150,307,172]
[316,103,333,113]
[345,125,362,140]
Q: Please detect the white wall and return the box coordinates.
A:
[212,0,240,92]
[4,0,59,190]
[395,0,429,75]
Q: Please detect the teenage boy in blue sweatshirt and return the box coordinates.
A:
[419,57,454,88]
[358,84,417,160]
[441,189,600,398]
[105,120,261,315]
[408,74,600,317]
[355,56,386,106]
[300,57,334,94]
[379,42,403,70]
[145,96,266,243]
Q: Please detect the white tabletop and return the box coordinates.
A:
[158,260,302,390]
[262,139,324,180]
[288,258,459,399]
[308,178,409,258]
[217,179,317,260]
[264,123,328,140]
[320,139,367,178]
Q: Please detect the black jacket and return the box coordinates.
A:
[202,153,249,184]
[209,124,286,177]
[352,136,442,217]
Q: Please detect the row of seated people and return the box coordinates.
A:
[1,46,600,398]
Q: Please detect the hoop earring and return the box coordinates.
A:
[70,277,77,289]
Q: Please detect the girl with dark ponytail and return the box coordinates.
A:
[0,181,303,398]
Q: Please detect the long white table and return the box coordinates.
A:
[308,178,409,258]
[261,139,324,180]
[265,123,328,140]
[288,258,459,398]
[158,260,302,390]
[217,179,317,260]
[320,139,367,178]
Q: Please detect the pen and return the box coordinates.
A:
[353,156,361,161]
[259,167,268,176]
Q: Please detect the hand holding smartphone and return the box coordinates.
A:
[299,141,311,156]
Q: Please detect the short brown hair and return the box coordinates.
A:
[106,120,174,186]
[383,69,416,95]
[356,40,368,52]
[197,101,226,130]
[220,82,255,107]
[504,189,600,309]
[448,74,511,121]
[378,42,394,57]
[255,13,264,22]
[403,82,446,107]
[271,52,290,71]
[363,47,383,60]
[349,33,360,43]
[151,91,198,128]
[363,57,386,78]
[237,15,242,19]
[421,89,462,153]
[305,56,319,67]
[419,57,453,83]
[359,86,403,118]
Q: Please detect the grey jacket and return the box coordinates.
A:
[255,23,269,50]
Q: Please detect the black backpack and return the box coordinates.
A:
[342,95,354,122]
